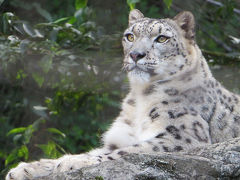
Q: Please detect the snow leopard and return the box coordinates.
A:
[6,9,240,180]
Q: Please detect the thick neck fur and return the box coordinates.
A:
[128,44,214,101]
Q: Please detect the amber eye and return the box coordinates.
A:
[126,33,134,42]
[156,35,169,43]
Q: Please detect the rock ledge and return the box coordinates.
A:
[39,138,240,180]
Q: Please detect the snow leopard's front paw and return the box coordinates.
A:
[6,159,56,180]
[54,154,100,173]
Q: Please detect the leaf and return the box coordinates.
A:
[13,23,25,34]
[23,125,35,144]
[5,150,18,166]
[33,106,48,111]
[49,28,59,42]
[23,119,45,144]
[53,17,70,24]
[34,29,44,38]
[127,0,141,4]
[163,0,173,9]
[47,128,66,138]
[13,134,23,143]
[75,0,88,10]
[7,127,26,136]
[95,176,104,180]
[19,39,30,55]
[16,70,27,80]
[17,145,29,160]
[68,16,77,25]
[229,35,240,44]
[32,73,44,87]
[37,141,61,158]
[2,13,10,34]
[39,54,53,73]
[127,0,140,10]
[74,8,84,20]
[22,23,43,38]
[33,106,48,118]
[23,23,36,37]
[55,143,67,154]
[32,118,46,130]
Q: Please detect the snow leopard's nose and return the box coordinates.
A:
[130,51,146,62]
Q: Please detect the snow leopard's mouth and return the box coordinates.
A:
[128,64,150,74]
[130,65,146,72]
[123,63,156,76]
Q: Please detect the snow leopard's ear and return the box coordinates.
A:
[129,9,144,26]
[173,11,195,41]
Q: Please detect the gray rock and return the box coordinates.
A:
[38,137,240,180]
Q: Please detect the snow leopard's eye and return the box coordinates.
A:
[126,33,134,42]
[155,35,169,43]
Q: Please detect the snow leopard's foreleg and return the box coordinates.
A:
[6,131,203,180]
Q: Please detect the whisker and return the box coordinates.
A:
[122,63,130,72]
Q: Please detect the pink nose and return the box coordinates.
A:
[130,51,146,62]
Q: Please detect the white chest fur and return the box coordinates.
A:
[132,93,166,142]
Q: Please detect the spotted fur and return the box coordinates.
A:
[6,9,240,180]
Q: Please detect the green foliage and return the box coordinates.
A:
[4,117,66,174]
[127,0,141,10]
[47,128,66,138]
[0,1,112,177]
[75,0,88,10]
[95,176,104,180]
[7,127,27,136]
[45,90,118,153]
[127,0,173,11]
[32,73,45,87]
[36,141,64,159]
[0,9,97,48]
[163,0,173,9]
[0,2,120,175]
[4,145,28,167]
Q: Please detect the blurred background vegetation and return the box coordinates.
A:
[0,0,239,178]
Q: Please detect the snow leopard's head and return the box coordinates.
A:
[122,9,197,84]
